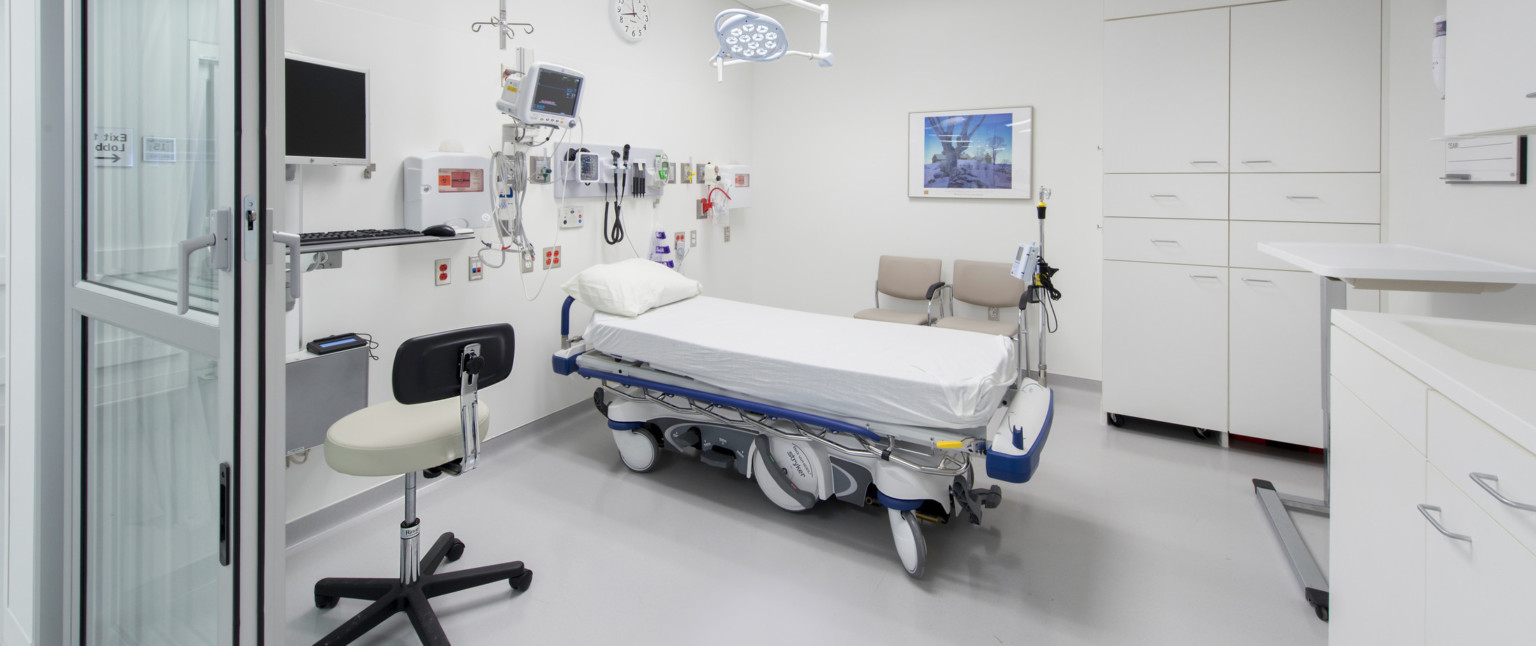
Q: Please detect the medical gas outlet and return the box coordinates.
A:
[560,206,584,228]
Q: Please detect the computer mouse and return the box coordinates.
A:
[422,224,457,237]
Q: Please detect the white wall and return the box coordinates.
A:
[5,0,35,641]
[734,0,1106,380]
[282,0,757,521]
[1382,0,1536,323]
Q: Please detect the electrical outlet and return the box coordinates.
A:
[560,205,584,228]
[520,249,535,274]
[529,155,552,184]
[988,307,1000,321]
[434,258,451,286]
[468,256,484,281]
[724,226,731,242]
[696,199,707,219]
[542,246,562,270]
[689,230,697,248]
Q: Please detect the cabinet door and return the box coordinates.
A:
[1445,0,1536,136]
[1103,217,1229,267]
[1231,0,1382,172]
[1424,467,1536,645]
[1329,378,1426,646]
[1230,269,1323,446]
[1104,9,1229,173]
[1103,174,1228,220]
[1102,261,1227,431]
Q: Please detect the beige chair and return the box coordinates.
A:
[935,259,1029,371]
[853,255,946,325]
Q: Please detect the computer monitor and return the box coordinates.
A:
[285,54,370,166]
[497,62,584,129]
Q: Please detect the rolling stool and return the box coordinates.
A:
[312,324,530,646]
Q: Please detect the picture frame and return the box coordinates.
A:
[908,106,1032,199]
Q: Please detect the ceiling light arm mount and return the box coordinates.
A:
[710,1,833,82]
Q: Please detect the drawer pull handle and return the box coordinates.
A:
[1241,278,1275,284]
[1469,473,1536,512]
[1189,274,1221,282]
[1526,92,1536,98]
[1150,239,1182,245]
[1150,194,1180,199]
[1190,160,1223,166]
[1285,195,1321,200]
[1242,160,1274,165]
[1418,504,1473,543]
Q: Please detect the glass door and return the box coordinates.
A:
[68,0,267,643]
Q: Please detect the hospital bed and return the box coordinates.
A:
[552,295,1052,577]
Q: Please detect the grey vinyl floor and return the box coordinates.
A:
[284,381,1331,645]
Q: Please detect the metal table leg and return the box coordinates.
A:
[1252,275,1345,623]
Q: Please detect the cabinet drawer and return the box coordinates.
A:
[1230,174,1381,223]
[1103,261,1228,431]
[1331,327,1429,454]
[1230,221,1380,270]
[1104,218,1227,266]
[1428,393,1536,555]
[1230,269,1324,447]
[1424,466,1536,646]
[1104,174,1227,220]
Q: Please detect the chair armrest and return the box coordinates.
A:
[926,281,947,300]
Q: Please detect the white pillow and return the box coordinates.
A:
[560,258,703,317]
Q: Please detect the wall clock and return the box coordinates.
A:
[612,0,651,42]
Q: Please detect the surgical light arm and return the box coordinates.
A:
[711,1,832,82]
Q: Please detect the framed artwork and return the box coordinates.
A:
[908,106,1032,199]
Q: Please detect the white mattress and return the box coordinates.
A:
[584,297,1017,429]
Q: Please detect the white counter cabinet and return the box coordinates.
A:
[1331,315,1536,644]
[1445,0,1536,136]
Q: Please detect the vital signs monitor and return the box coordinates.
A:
[497,62,585,129]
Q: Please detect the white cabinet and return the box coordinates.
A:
[1229,174,1381,224]
[1329,377,1425,646]
[1445,0,1536,136]
[1229,270,1324,446]
[1424,467,1536,646]
[1228,222,1380,271]
[1103,174,1228,220]
[1230,0,1382,172]
[1102,261,1228,432]
[1331,327,1536,643]
[1104,9,1229,173]
[1103,218,1228,267]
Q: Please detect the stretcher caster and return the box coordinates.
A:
[613,426,660,472]
[751,436,818,512]
[889,509,927,578]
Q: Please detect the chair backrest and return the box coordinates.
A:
[392,324,515,405]
[875,255,942,301]
[951,260,1027,309]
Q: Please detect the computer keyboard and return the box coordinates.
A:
[299,228,423,245]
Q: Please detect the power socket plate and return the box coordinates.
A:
[434,258,451,286]
[543,246,562,270]
[520,250,535,274]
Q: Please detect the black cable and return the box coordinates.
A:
[604,152,626,245]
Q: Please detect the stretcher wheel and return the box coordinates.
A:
[889,509,927,578]
[613,427,660,472]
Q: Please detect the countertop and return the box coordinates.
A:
[1333,310,1536,454]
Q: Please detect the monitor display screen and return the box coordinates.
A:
[530,69,583,118]
[286,57,368,163]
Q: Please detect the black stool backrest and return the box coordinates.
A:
[392,324,515,405]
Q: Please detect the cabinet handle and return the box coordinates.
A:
[1190,160,1223,166]
[1469,473,1536,512]
[1189,274,1221,282]
[1150,239,1182,245]
[1241,278,1275,284]
[1418,504,1473,543]
[1150,194,1179,199]
[1285,195,1321,200]
[1526,92,1536,98]
[1242,160,1274,165]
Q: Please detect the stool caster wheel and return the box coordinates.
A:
[446,538,466,562]
[510,569,534,592]
[315,593,338,609]
[1313,602,1329,622]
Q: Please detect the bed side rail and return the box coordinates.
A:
[986,383,1053,483]
[553,296,588,375]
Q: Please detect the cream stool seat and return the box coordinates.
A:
[853,308,930,326]
[325,399,492,477]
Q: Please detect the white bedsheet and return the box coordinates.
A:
[583,297,1017,429]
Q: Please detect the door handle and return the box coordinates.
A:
[1418,504,1472,543]
[273,231,302,312]
[218,462,231,566]
[177,208,233,314]
[1469,473,1536,512]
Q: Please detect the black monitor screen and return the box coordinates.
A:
[286,58,367,161]
[531,69,582,118]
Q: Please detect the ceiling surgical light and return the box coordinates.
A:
[709,1,834,82]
